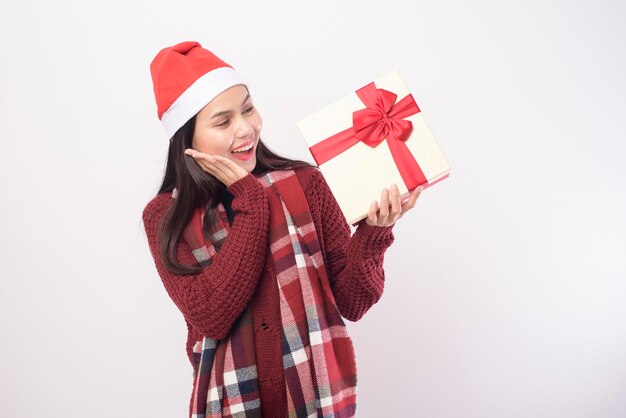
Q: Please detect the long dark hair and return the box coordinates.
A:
[156,113,315,275]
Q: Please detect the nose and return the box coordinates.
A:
[235,116,255,139]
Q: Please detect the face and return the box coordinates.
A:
[192,84,262,173]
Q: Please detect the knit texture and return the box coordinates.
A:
[142,166,395,417]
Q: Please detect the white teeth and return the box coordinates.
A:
[232,143,253,153]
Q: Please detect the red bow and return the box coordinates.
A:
[352,84,417,147]
[309,82,427,191]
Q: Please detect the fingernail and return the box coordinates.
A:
[417,186,424,192]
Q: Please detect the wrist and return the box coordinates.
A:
[357,220,395,246]
[227,173,260,196]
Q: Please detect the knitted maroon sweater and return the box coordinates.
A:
[142,166,395,417]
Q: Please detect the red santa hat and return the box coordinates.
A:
[150,41,247,137]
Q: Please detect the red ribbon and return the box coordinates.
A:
[309,82,427,191]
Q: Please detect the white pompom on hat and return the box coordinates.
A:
[149,41,248,137]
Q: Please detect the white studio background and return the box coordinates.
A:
[1,0,625,417]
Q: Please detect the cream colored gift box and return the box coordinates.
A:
[297,70,451,226]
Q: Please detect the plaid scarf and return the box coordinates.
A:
[173,169,358,418]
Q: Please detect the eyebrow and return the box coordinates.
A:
[210,93,251,120]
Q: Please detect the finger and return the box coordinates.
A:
[192,154,227,183]
[378,188,390,224]
[212,155,245,183]
[221,156,248,177]
[390,183,401,218]
[198,161,224,182]
[401,186,423,213]
[205,156,235,184]
[367,200,378,225]
[203,155,233,182]
[185,148,210,159]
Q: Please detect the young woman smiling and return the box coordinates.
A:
[142,41,422,418]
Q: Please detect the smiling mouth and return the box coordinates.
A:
[231,140,255,154]
[230,140,256,160]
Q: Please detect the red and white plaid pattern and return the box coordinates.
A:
[175,169,357,417]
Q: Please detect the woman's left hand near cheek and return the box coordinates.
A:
[365,183,424,227]
[184,148,248,187]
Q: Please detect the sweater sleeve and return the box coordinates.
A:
[142,173,270,340]
[303,167,395,322]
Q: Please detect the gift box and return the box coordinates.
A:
[296,69,452,226]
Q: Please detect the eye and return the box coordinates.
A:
[244,106,255,114]
[217,120,230,127]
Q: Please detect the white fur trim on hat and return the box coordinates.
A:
[161,66,246,137]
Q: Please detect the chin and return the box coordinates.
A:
[246,161,257,173]
[238,159,256,173]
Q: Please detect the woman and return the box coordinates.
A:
[142,41,423,418]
